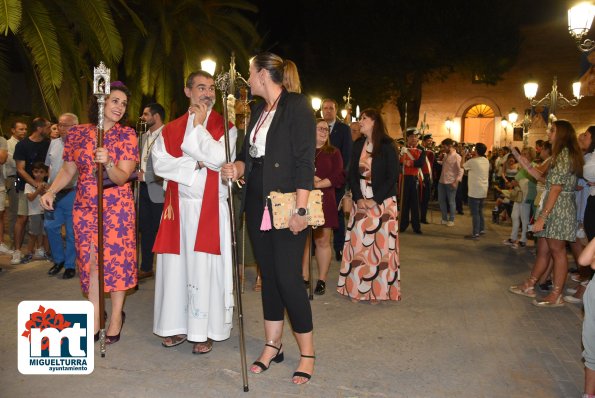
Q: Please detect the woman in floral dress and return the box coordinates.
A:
[41,82,138,343]
[509,119,584,306]
[337,108,400,303]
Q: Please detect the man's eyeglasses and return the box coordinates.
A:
[58,123,75,128]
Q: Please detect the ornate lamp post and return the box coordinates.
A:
[568,2,595,52]
[520,109,532,146]
[523,76,582,123]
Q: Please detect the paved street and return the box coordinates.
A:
[0,204,586,397]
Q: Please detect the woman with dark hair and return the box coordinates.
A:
[221,52,316,384]
[40,82,138,343]
[301,119,344,295]
[337,108,400,303]
[509,119,584,306]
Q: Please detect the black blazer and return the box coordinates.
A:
[349,136,398,204]
[329,120,353,172]
[238,89,316,210]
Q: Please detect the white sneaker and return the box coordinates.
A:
[34,248,45,259]
[446,221,454,227]
[441,220,448,225]
[0,242,14,254]
[10,250,22,265]
[566,287,578,295]
[563,295,582,304]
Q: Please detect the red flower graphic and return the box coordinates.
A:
[22,306,72,350]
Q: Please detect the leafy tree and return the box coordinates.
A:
[0,0,124,118]
[112,0,259,122]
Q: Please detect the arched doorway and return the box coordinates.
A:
[462,104,495,149]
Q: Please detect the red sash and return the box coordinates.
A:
[152,111,232,255]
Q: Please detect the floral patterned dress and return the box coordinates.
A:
[337,141,401,301]
[63,123,138,293]
[535,148,577,241]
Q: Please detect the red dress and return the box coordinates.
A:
[63,123,138,293]
[315,147,344,228]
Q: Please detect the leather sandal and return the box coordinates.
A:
[509,276,538,298]
[533,286,565,307]
[192,339,213,354]
[250,342,284,374]
[162,334,187,348]
[292,354,316,385]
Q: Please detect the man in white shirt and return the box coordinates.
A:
[5,121,26,251]
[137,103,165,279]
[462,143,490,239]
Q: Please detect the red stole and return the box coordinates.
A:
[152,111,232,255]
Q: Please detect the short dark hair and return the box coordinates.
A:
[11,120,27,129]
[145,103,165,121]
[321,98,338,109]
[535,139,544,148]
[31,161,48,173]
[441,138,454,147]
[31,117,48,132]
[186,70,214,88]
[475,142,487,156]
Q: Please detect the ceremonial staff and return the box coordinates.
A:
[134,118,148,274]
[215,55,249,392]
[93,62,109,357]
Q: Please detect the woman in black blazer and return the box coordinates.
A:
[337,108,401,303]
[221,53,316,384]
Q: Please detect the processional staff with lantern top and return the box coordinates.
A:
[214,53,250,392]
[92,62,110,358]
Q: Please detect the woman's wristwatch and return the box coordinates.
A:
[294,207,307,217]
[105,158,115,170]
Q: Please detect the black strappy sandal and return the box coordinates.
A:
[292,353,316,384]
[251,343,284,373]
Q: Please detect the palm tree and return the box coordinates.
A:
[112,0,260,121]
[0,0,126,118]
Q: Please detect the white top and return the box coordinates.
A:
[140,125,164,172]
[463,156,490,198]
[584,151,595,196]
[249,109,275,157]
[4,136,18,178]
[24,183,43,215]
[152,111,237,200]
[45,137,78,187]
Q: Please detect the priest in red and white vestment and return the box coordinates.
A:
[151,71,237,353]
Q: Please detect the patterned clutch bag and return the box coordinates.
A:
[269,190,325,229]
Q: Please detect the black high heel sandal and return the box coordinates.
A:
[105,311,126,345]
[251,343,284,373]
[292,354,316,384]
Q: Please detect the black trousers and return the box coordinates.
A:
[399,175,421,232]
[333,187,346,255]
[244,162,313,333]
[420,174,431,222]
[138,182,164,272]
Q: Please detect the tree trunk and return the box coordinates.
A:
[396,71,423,133]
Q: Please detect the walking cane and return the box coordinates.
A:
[241,214,246,294]
[215,59,249,392]
[93,62,109,358]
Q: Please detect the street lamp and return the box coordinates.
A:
[201,58,217,75]
[445,117,453,137]
[568,2,595,52]
[523,76,581,122]
[311,97,321,116]
[508,108,518,124]
[501,117,509,147]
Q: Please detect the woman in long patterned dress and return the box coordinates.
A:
[337,108,400,303]
[40,82,138,343]
[302,119,344,295]
[509,120,584,306]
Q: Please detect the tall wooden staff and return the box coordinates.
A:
[134,119,147,274]
[215,55,249,392]
[93,62,109,357]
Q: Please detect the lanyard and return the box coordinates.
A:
[252,92,281,144]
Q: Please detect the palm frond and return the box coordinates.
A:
[0,0,21,35]
[74,0,122,64]
[20,0,62,116]
[111,0,147,36]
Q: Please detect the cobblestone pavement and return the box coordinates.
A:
[0,205,585,397]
